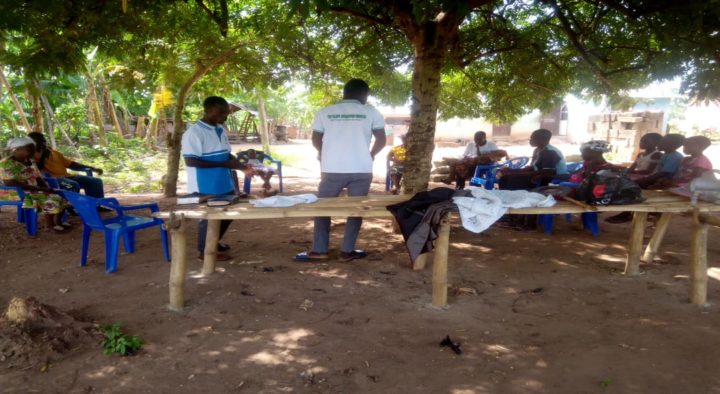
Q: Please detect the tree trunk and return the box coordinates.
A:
[135,116,147,138]
[145,116,159,147]
[40,94,80,155]
[27,87,44,133]
[256,87,271,152]
[402,37,448,194]
[163,45,243,197]
[84,70,107,146]
[99,73,125,139]
[0,68,32,133]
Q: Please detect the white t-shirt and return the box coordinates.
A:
[181,120,234,195]
[311,100,385,173]
[463,141,499,158]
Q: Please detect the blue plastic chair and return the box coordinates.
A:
[0,185,38,236]
[62,191,170,273]
[470,157,530,189]
[241,153,283,194]
[538,180,600,237]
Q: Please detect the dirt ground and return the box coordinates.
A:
[1,142,720,393]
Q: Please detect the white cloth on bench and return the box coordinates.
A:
[249,193,318,208]
[453,187,556,233]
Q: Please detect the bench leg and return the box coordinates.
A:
[624,212,647,276]
[202,219,221,276]
[169,216,188,312]
[642,212,673,263]
[690,214,709,306]
[432,214,451,307]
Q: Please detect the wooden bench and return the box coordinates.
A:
[156,191,720,311]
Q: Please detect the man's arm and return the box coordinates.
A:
[68,161,103,176]
[184,156,243,170]
[371,129,386,159]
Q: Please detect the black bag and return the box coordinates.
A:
[575,169,644,206]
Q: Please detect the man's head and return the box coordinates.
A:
[657,133,685,153]
[580,140,611,161]
[203,96,230,125]
[343,79,370,104]
[473,131,487,146]
[246,148,258,159]
[639,132,662,151]
[683,135,711,156]
[529,129,552,147]
[27,132,47,151]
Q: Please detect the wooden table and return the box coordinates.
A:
[156,191,720,311]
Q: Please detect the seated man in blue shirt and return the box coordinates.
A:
[182,96,251,261]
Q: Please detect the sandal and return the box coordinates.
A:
[51,225,67,233]
[339,250,368,262]
[294,251,329,262]
[218,243,231,252]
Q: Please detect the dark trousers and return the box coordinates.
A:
[61,175,105,198]
[198,219,233,255]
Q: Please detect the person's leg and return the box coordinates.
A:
[456,176,466,190]
[340,173,373,253]
[312,173,346,254]
[69,175,105,198]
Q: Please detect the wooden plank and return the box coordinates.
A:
[641,213,673,263]
[690,212,709,306]
[699,213,720,228]
[168,215,188,312]
[202,219,221,276]
[624,212,648,276]
[432,214,451,307]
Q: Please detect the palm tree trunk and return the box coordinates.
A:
[0,68,32,133]
[99,73,125,139]
[40,94,80,156]
[84,69,107,146]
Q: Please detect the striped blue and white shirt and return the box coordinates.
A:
[181,120,234,195]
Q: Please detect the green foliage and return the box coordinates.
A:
[101,323,143,356]
[72,137,167,193]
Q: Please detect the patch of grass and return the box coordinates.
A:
[101,323,143,356]
[599,378,612,388]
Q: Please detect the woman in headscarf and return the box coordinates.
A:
[568,140,617,184]
[1,137,68,232]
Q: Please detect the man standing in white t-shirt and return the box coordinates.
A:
[295,79,386,262]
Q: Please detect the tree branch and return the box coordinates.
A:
[195,0,229,37]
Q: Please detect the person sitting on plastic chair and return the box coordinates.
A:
[238,148,277,197]
[568,140,617,184]
[1,137,70,233]
[28,132,105,198]
[387,134,407,194]
[441,131,507,189]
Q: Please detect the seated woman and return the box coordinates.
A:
[498,128,568,190]
[627,133,663,181]
[237,148,276,196]
[0,137,68,233]
[442,131,507,189]
[568,140,616,184]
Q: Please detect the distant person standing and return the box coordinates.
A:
[182,96,250,261]
[295,79,386,262]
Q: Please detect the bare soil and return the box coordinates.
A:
[1,176,719,393]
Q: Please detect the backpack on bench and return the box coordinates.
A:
[575,169,644,206]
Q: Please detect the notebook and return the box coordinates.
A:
[176,193,213,205]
